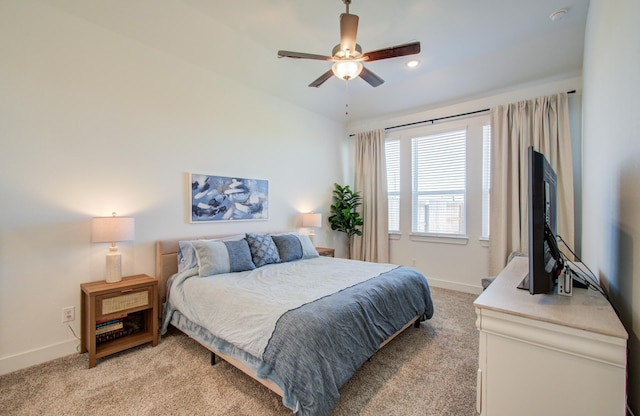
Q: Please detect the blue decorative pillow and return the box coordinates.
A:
[271,233,304,262]
[192,239,255,277]
[245,233,281,267]
[223,240,256,272]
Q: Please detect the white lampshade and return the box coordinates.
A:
[91,216,135,243]
[91,213,135,283]
[332,60,363,81]
[302,213,322,228]
[302,212,322,245]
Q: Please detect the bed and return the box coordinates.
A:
[156,232,434,416]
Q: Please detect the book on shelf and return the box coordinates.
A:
[96,321,124,335]
[96,327,127,344]
[95,311,146,344]
[96,317,124,327]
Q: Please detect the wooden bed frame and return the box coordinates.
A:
[155,235,420,400]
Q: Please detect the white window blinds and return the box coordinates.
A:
[411,129,466,235]
[481,124,491,239]
[385,139,400,232]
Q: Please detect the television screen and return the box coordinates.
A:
[519,146,563,294]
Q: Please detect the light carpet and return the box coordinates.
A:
[0,287,478,415]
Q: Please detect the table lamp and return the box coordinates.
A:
[302,212,322,244]
[91,212,135,283]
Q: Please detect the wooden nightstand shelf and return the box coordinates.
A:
[316,247,335,257]
[81,274,158,368]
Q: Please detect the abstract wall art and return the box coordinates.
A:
[190,174,269,222]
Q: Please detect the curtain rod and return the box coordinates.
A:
[348,89,576,137]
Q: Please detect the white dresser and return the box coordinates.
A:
[474,257,627,416]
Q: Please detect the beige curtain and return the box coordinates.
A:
[488,92,574,275]
[352,129,389,262]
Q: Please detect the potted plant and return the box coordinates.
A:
[328,183,363,259]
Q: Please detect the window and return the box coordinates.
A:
[383,116,488,242]
[481,125,491,239]
[385,139,400,232]
[411,129,466,235]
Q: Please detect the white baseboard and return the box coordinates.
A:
[427,277,483,295]
[0,339,79,376]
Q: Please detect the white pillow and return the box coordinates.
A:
[297,234,319,258]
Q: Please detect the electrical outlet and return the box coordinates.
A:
[62,306,75,323]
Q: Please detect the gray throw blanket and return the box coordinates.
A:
[263,265,434,416]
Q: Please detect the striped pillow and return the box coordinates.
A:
[192,239,255,277]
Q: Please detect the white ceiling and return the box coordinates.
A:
[43,0,590,122]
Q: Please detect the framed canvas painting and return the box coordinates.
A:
[190,174,269,222]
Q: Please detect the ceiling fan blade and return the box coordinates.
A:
[308,69,334,88]
[364,41,421,62]
[278,50,332,61]
[339,13,359,56]
[359,66,384,87]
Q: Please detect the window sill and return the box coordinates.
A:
[479,237,490,247]
[409,233,469,245]
[388,232,401,240]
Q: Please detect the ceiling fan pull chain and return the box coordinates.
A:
[345,79,349,116]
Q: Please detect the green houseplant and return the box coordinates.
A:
[328,183,363,259]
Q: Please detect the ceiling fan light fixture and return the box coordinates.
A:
[332,60,363,81]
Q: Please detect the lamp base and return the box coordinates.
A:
[105,247,122,283]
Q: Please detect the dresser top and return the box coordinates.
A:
[474,257,627,339]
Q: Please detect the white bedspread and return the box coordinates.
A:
[167,256,395,358]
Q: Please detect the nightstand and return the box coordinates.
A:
[80,274,158,368]
[316,247,335,257]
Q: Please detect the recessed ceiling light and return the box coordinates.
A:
[406,60,420,68]
[549,8,568,22]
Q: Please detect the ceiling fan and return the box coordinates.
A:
[277,0,420,88]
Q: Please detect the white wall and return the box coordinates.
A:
[348,76,583,294]
[582,0,640,413]
[0,1,345,374]
[0,0,599,379]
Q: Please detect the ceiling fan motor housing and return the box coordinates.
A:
[332,43,362,59]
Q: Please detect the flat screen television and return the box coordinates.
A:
[519,146,564,294]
